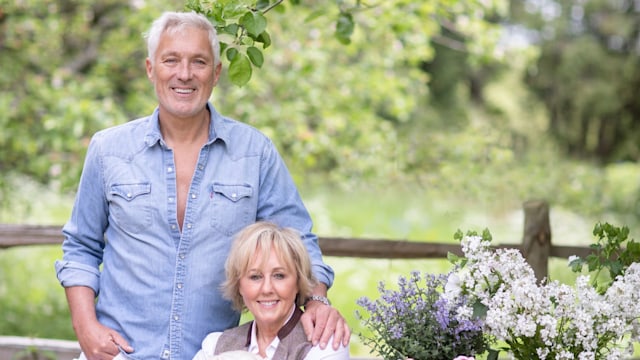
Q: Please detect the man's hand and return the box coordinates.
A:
[300,300,351,350]
[65,286,133,360]
[76,320,134,360]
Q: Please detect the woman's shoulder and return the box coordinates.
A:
[202,331,223,345]
[192,332,224,360]
[303,336,350,360]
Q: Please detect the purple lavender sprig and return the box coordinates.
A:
[356,270,489,360]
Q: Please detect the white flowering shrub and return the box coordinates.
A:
[448,229,640,360]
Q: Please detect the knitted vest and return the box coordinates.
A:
[214,307,312,359]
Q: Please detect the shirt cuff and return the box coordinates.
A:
[55,260,101,294]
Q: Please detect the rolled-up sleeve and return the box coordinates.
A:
[54,133,109,294]
[54,260,101,293]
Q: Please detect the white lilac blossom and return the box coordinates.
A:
[457,234,640,360]
[356,270,489,360]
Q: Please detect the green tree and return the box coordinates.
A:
[517,0,640,163]
[0,0,507,207]
[188,0,509,184]
[0,0,179,196]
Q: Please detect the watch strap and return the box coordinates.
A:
[304,295,331,306]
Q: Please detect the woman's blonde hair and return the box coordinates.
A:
[222,221,317,311]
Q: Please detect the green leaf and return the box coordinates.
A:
[255,31,271,49]
[228,53,252,86]
[472,300,487,318]
[256,0,270,11]
[335,11,354,45]
[240,11,267,38]
[304,9,325,23]
[568,257,584,272]
[482,228,493,241]
[226,47,238,61]
[219,42,228,54]
[221,23,239,36]
[447,252,460,263]
[624,241,640,261]
[487,348,500,360]
[246,46,264,68]
[608,261,623,278]
[593,222,603,236]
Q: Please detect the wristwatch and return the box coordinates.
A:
[305,295,331,306]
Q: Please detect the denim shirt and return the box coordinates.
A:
[55,103,334,360]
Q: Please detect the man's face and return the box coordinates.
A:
[146,26,221,120]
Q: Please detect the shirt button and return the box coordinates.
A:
[191,193,196,199]
[231,193,237,198]
[167,167,173,173]
[173,315,179,321]
[179,254,185,259]
[126,193,132,198]
[198,164,204,170]
[171,224,177,230]
[186,223,192,229]
[162,350,170,359]
[168,197,174,202]
[177,283,183,289]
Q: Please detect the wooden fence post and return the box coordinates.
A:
[522,200,551,282]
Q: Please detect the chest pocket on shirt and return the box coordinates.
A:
[109,182,152,234]
[210,183,253,236]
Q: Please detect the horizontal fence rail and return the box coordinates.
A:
[0,225,593,257]
[0,200,595,281]
[0,224,593,265]
[0,336,80,360]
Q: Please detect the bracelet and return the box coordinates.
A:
[305,295,331,306]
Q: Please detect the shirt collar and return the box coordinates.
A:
[246,306,303,359]
[247,326,278,360]
[143,102,231,147]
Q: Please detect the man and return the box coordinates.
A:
[55,11,349,360]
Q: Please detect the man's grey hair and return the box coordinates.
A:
[144,11,221,68]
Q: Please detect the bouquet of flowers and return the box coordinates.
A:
[356,270,490,360]
[448,229,640,360]
[357,223,640,360]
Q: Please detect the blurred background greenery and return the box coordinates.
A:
[2,0,640,357]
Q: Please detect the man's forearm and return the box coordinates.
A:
[64,286,99,333]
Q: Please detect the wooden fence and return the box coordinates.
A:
[0,199,601,359]
[0,199,592,280]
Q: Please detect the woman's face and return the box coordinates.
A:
[239,247,299,330]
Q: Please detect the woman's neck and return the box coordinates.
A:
[254,306,296,356]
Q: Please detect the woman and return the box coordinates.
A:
[193,222,350,360]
